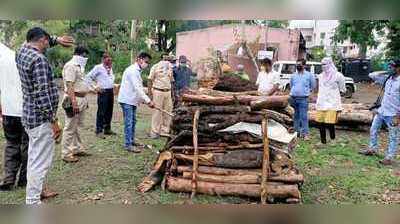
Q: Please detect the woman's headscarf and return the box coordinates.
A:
[321,57,337,86]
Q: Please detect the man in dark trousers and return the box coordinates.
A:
[0,35,73,192]
[86,53,116,139]
[0,42,28,191]
[173,55,193,106]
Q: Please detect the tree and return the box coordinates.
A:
[333,20,387,59]
[386,20,400,60]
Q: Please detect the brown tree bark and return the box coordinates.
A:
[179,170,304,184]
[250,96,289,110]
[166,177,301,199]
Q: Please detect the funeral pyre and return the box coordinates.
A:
[138,89,303,204]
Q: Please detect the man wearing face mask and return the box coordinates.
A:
[315,57,346,145]
[86,53,116,139]
[359,60,400,166]
[16,27,73,204]
[173,55,193,105]
[61,46,91,163]
[289,59,317,141]
[118,52,155,153]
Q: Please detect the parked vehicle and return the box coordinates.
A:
[340,58,372,82]
[272,61,357,98]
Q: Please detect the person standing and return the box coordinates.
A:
[118,52,154,153]
[256,58,280,96]
[86,53,116,139]
[16,27,71,204]
[359,60,400,166]
[289,59,316,140]
[315,57,346,144]
[0,42,28,191]
[61,46,91,163]
[148,54,174,139]
[173,55,193,103]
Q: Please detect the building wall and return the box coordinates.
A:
[176,24,302,65]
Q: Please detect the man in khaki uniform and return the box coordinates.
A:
[61,46,91,163]
[148,54,174,139]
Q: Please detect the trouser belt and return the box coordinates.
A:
[153,87,171,92]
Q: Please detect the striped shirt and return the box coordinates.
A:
[16,44,59,129]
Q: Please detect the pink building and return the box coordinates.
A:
[176,24,306,66]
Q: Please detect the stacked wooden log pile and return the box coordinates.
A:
[138,90,303,204]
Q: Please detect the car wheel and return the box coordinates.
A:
[345,85,353,98]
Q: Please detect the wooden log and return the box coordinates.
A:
[261,117,270,204]
[182,172,260,184]
[181,94,262,105]
[177,166,260,176]
[250,96,289,110]
[137,151,173,193]
[175,105,251,115]
[191,109,200,199]
[179,168,304,184]
[196,89,260,96]
[166,177,301,199]
[309,110,373,125]
[175,150,264,168]
[169,143,264,153]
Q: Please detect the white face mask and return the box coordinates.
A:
[322,64,329,72]
[73,55,88,72]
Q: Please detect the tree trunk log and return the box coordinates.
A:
[181,94,262,105]
[250,96,289,110]
[166,177,301,199]
[178,167,304,184]
[175,150,264,168]
[309,110,373,124]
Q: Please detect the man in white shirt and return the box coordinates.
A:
[0,42,28,191]
[256,58,280,96]
[118,52,154,153]
[86,53,116,138]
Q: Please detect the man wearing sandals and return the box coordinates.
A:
[359,60,400,166]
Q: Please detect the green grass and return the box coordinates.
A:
[1,94,400,204]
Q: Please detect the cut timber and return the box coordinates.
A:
[191,109,201,198]
[169,143,264,153]
[250,96,289,110]
[175,105,251,115]
[180,170,304,184]
[137,151,173,193]
[309,110,373,125]
[182,172,260,184]
[261,118,270,204]
[181,94,261,105]
[196,89,260,96]
[175,150,264,168]
[166,177,301,199]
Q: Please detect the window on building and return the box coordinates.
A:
[320,32,326,39]
[305,35,312,42]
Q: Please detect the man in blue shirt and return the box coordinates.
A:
[289,59,317,140]
[359,60,400,166]
[173,55,193,105]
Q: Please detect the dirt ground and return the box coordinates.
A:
[343,82,380,105]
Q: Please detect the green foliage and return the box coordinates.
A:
[310,46,327,62]
[370,53,386,71]
[333,20,388,58]
[386,20,400,60]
